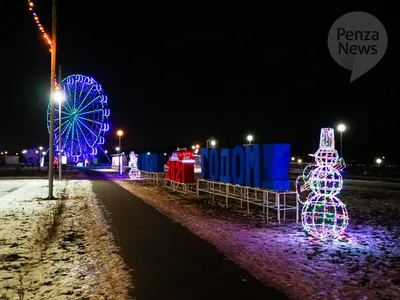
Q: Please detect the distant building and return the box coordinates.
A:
[111,154,127,169]
[5,155,19,165]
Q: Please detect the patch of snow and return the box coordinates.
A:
[0,179,132,299]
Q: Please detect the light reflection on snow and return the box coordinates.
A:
[115,179,400,300]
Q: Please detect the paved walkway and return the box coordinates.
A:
[86,170,288,300]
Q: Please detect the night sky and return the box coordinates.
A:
[1,1,392,163]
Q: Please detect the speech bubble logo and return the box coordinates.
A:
[327,12,387,82]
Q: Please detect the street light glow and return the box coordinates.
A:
[298,159,302,163]
[22,150,27,154]
[247,135,253,142]
[210,140,216,146]
[195,144,200,149]
[147,152,150,155]
[52,90,65,103]
[291,157,295,161]
[39,146,43,150]
[116,147,120,151]
[376,158,382,164]
[337,124,346,132]
[117,130,123,136]
[192,145,195,149]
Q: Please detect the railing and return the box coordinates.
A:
[139,170,166,185]
[196,180,298,223]
[164,179,196,194]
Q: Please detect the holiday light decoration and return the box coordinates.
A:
[128,151,141,179]
[296,128,348,240]
[47,74,110,163]
[27,1,53,51]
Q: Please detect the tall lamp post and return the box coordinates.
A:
[48,0,57,199]
[247,134,253,145]
[337,124,346,158]
[207,138,218,148]
[117,130,123,175]
[54,89,65,180]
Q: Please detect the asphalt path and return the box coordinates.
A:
[83,170,288,300]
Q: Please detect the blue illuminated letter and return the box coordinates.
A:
[209,148,219,181]
[200,148,210,179]
[245,144,261,187]
[231,146,244,185]
[262,144,290,190]
[220,148,231,183]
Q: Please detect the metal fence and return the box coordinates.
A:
[139,171,166,185]
[196,180,298,223]
[136,171,299,223]
[164,179,196,194]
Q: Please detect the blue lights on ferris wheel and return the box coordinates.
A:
[47,74,110,163]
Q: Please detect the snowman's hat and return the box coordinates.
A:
[319,128,335,150]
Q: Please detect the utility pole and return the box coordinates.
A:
[58,64,62,180]
[48,0,57,199]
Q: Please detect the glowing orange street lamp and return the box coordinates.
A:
[117,130,123,175]
[117,130,123,152]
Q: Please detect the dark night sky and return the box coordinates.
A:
[1,1,393,163]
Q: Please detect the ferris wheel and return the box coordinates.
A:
[47,74,110,163]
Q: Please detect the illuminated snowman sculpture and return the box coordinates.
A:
[128,151,141,179]
[296,128,349,240]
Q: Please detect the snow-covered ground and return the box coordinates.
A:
[0,179,132,299]
[115,179,400,300]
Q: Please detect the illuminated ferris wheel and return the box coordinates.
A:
[47,74,110,163]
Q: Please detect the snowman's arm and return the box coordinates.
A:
[334,157,346,170]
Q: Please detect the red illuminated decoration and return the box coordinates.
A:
[170,148,194,162]
[166,161,194,184]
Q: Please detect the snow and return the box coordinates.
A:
[94,168,118,173]
[115,179,400,300]
[0,179,132,299]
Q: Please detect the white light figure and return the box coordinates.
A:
[128,151,141,179]
[296,128,348,240]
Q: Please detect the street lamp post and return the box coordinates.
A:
[117,130,123,175]
[48,0,57,199]
[206,138,218,148]
[58,65,62,180]
[53,89,65,180]
[337,124,346,158]
[247,134,253,145]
